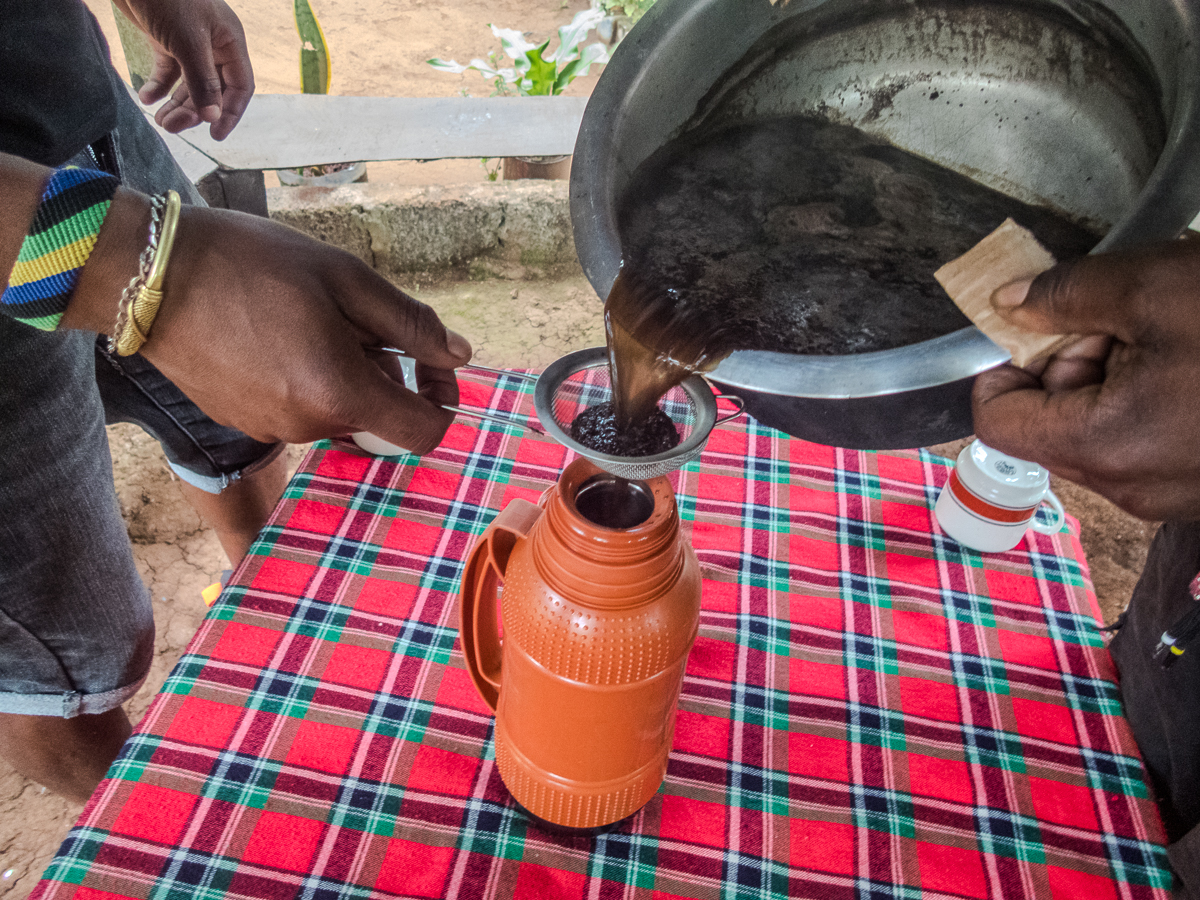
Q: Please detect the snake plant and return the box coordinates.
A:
[295,0,331,94]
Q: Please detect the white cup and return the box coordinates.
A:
[351,431,408,456]
[351,355,417,457]
[934,440,1065,553]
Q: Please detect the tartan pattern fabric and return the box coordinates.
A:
[33,372,1169,900]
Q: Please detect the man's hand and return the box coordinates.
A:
[113,0,254,140]
[63,192,472,456]
[972,239,1200,521]
[145,206,472,453]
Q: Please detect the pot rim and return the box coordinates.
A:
[570,0,1200,400]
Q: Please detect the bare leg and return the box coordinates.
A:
[0,707,132,805]
[177,448,290,566]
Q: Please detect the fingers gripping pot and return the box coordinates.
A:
[458,458,702,830]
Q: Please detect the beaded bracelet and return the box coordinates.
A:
[110,189,181,356]
[1,166,120,331]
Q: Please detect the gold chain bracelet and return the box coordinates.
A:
[109,189,181,356]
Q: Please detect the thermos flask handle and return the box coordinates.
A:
[458,499,542,711]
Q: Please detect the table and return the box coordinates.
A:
[33,372,1170,899]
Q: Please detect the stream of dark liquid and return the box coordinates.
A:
[600,114,1102,432]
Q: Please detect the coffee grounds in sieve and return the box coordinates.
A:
[570,401,680,457]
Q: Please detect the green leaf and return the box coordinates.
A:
[628,0,656,24]
[546,8,606,63]
[294,0,330,94]
[551,65,575,95]
[430,12,610,95]
[522,42,559,95]
[427,58,468,74]
[491,24,535,62]
[427,57,518,84]
[576,41,610,72]
[553,42,609,93]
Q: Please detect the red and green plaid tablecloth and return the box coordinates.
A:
[34,372,1170,899]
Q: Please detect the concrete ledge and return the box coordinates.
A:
[267,180,578,280]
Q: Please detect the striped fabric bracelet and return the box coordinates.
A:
[1,166,121,331]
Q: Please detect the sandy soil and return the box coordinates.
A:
[0,2,1156,895]
[92,0,604,188]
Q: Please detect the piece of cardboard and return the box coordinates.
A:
[934,218,1075,367]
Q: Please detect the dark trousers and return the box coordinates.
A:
[1111,521,1200,896]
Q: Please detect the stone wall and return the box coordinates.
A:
[267,180,579,280]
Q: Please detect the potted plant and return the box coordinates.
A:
[277,0,367,186]
[428,9,610,179]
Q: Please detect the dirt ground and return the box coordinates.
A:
[0,1,1157,895]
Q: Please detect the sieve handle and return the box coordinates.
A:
[380,347,542,433]
[713,394,746,426]
[380,347,539,385]
[444,405,543,434]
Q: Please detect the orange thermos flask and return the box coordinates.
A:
[458,458,701,830]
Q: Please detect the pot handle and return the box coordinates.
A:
[458,499,542,711]
[714,394,745,426]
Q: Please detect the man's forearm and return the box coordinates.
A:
[0,153,52,293]
[63,185,152,335]
[0,151,151,336]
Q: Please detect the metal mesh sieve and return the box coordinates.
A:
[534,347,742,480]
[379,346,742,476]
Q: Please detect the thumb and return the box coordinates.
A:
[989,255,1135,341]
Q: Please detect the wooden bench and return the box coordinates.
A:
[144,92,589,215]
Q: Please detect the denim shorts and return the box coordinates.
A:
[0,82,278,717]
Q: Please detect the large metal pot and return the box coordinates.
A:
[570,0,1200,448]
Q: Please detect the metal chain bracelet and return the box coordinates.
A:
[109,190,181,356]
